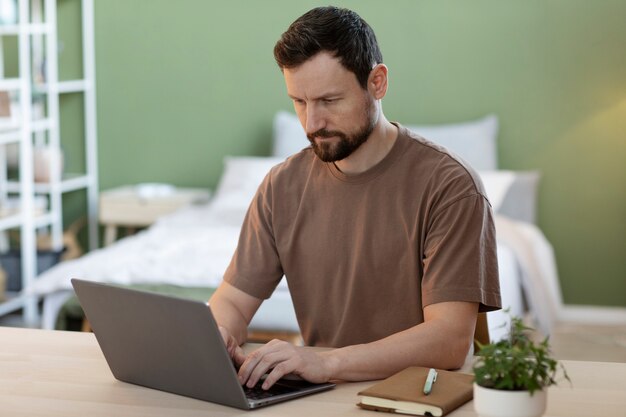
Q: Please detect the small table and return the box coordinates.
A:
[99,185,210,246]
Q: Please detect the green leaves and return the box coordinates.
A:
[473,315,570,394]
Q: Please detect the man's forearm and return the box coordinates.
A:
[210,297,249,344]
[323,314,474,381]
[209,283,263,345]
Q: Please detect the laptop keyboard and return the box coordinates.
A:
[244,382,297,400]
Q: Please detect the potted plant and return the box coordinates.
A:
[472,315,570,417]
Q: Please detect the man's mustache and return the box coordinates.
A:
[307,129,345,141]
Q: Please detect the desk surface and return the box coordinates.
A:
[1,326,625,417]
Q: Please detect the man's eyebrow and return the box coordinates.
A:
[288,92,343,101]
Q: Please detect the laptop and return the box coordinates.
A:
[71,278,335,410]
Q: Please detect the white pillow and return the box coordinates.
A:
[211,156,284,213]
[497,171,541,224]
[479,170,541,224]
[272,111,499,171]
[407,114,499,171]
[478,170,516,212]
[272,111,310,158]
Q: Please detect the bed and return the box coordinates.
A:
[25,112,558,341]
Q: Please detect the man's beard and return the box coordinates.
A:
[306,101,377,163]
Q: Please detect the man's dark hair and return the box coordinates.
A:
[274,6,383,89]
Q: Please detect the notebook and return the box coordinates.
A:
[71,279,335,410]
[357,366,473,416]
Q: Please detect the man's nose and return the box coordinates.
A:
[305,105,325,135]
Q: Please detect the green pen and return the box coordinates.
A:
[423,368,438,395]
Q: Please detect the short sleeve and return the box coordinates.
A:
[421,193,502,312]
[222,172,284,299]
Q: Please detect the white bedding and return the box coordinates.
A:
[28,204,250,295]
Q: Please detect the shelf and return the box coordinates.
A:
[47,174,92,193]
[0,23,52,36]
[59,80,89,93]
[0,0,98,324]
[0,78,21,91]
[0,212,54,232]
[0,130,21,145]
[7,173,92,194]
[0,213,22,231]
[34,80,89,95]
[34,212,54,228]
[0,119,55,140]
[0,79,87,95]
[31,118,55,132]
[0,25,20,35]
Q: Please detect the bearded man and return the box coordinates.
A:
[209,6,501,390]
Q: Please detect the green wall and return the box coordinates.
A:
[59,1,625,306]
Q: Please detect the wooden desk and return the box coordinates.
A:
[1,327,625,417]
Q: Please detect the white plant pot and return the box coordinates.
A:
[473,383,547,417]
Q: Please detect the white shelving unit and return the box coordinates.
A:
[0,0,98,326]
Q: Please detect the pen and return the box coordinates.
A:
[423,368,438,395]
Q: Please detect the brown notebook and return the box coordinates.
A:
[357,367,473,416]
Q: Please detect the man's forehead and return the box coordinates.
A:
[283,52,358,99]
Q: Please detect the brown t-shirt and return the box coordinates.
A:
[224,124,501,347]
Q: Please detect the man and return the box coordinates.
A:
[209,6,501,390]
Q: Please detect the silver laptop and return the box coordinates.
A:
[71,279,335,410]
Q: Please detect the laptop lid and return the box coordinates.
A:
[71,279,334,410]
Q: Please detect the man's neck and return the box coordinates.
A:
[334,117,398,175]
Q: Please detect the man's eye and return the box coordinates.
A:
[322,99,335,104]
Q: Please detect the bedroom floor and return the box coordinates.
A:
[1,313,625,363]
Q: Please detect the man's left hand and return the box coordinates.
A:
[237,339,336,389]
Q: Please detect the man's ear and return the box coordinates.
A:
[368,63,388,100]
